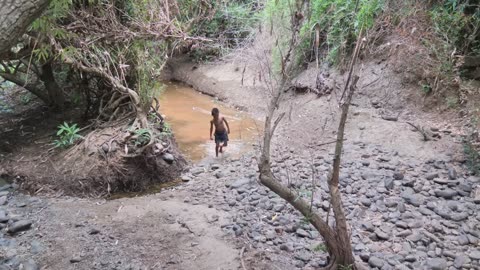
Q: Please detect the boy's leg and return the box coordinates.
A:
[215,143,219,157]
[223,132,228,147]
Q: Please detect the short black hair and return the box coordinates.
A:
[211,108,219,115]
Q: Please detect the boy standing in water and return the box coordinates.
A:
[210,108,230,157]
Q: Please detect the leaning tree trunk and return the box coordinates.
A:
[0,72,50,104]
[0,0,51,55]
[40,62,65,110]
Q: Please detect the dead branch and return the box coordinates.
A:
[406,121,431,141]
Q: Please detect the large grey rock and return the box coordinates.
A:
[457,235,469,245]
[469,250,480,260]
[434,189,457,199]
[7,220,32,234]
[210,164,221,171]
[70,255,82,263]
[402,179,416,187]
[296,228,311,238]
[427,258,447,270]
[214,170,224,179]
[448,168,457,180]
[0,210,8,223]
[426,173,439,180]
[162,153,174,164]
[191,167,205,176]
[368,256,384,268]
[384,178,394,190]
[402,193,425,207]
[360,198,372,207]
[375,229,390,240]
[473,187,480,204]
[273,204,285,212]
[454,254,468,268]
[294,251,312,262]
[230,178,251,189]
[180,175,191,182]
[393,171,404,180]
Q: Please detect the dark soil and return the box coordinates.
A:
[0,87,186,197]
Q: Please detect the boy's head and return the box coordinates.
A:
[211,108,219,117]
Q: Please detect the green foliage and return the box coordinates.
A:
[303,0,384,65]
[20,93,33,105]
[446,96,459,108]
[464,139,480,175]
[161,122,172,135]
[265,0,384,67]
[421,83,432,95]
[179,0,261,60]
[430,0,480,55]
[133,128,151,146]
[339,264,353,270]
[133,42,165,112]
[54,122,83,148]
[0,94,12,113]
[313,243,327,252]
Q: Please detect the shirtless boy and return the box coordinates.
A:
[210,108,230,157]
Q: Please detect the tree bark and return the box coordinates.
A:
[0,0,51,55]
[40,62,64,110]
[327,76,359,268]
[0,72,49,103]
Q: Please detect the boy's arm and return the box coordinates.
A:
[209,121,213,140]
[223,117,230,134]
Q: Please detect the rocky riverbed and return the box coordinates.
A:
[2,139,479,270]
[178,139,480,270]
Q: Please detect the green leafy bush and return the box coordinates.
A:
[430,0,480,55]
[464,140,480,175]
[265,0,384,67]
[161,122,172,135]
[133,128,151,146]
[54,122,83,148]
[305,0,384,65]
[20,93,33,105]
[178,0,261,61]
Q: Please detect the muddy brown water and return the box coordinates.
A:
[110,82,261,199]
[158,81,262,161]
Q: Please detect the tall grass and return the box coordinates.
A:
[264,0,384,68]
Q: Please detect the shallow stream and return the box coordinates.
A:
[158,81,261,161]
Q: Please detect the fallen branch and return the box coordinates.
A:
[406,122,431,141]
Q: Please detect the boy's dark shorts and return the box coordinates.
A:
[214,131,228,146]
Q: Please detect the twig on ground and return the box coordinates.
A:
[240,246,247,270]
[406,121,431,141]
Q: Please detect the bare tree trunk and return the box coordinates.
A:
[0,0,51,55]
[257,1,366,266]
[258,77,360,269]
[40,62,65,110]
[327,76,359,267]
[0,72,50,104]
